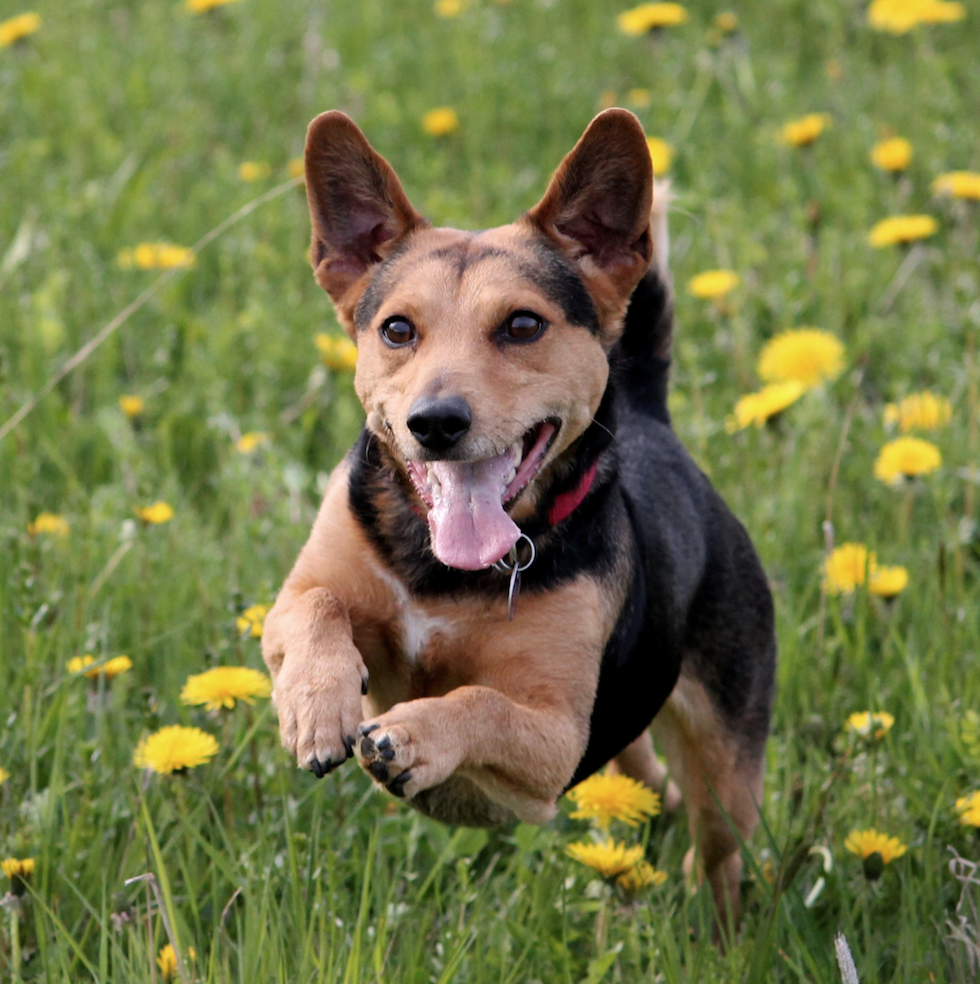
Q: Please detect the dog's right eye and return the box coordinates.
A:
[380,317,416,347]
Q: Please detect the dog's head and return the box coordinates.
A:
[304,109,654,571]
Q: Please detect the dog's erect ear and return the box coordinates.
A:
[527,109,653,321]
[305,111,426,314]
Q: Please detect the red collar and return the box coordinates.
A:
[547,460,599,527]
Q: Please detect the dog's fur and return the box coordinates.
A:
[262,108,776,927]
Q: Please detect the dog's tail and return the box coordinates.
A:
[616,180,674,423]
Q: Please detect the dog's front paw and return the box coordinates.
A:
[356,703,460,800]
[273,650,367,778]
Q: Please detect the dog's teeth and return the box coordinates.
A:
[505,467,517,486]
[510,442,523,467]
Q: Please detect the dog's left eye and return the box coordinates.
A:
[503,312,546,342]
[380,316,416,347]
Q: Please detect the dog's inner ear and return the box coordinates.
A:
[528,109,653,310]
[305,111,427,312]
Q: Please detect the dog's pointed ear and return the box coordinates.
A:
[305,111,427,314]
[527,109,653,318]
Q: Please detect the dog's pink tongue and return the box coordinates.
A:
[427,453,520,570]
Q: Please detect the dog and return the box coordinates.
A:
[262,108,776,927]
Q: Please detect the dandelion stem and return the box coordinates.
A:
[10,905,21,983]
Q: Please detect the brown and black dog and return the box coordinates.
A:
[262,108,776,925]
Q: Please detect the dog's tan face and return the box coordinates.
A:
[305,109,654,570]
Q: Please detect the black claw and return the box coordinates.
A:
[343,735,355,759]
[387,770,411,798]
[310,757,326,779]
[360,735,377,758]
[369,760,389,782]
[361,675,369,695]
[357,722,379,738]
[380,746,395,762]
[376,735,391,752]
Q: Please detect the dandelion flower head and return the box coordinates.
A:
[29,512,69,537]
[119,395,145,418]
[421,107,460,137]
[2,857,35,881]
[727,381,805,432]
[238,161,271,182]
[567,772,661,829]
[0,766,9,786]
[118,243,195,270]
[868,565,909,598]
[874,436,941,484]
[237,603,269,638]
[157,944,197,979]
[846,711,896,739]
[287,157,305,180]
[884,391,952,432]
[68,654,133,680]
[824,543,874,594]
[628,88,652,108]
[714,11,738,32]
[868,214,938,247]
[235,431,269,454]
[434,0,464,15]
[566,837,644,878]
[757,329,845,388]
[780,113,831,147]
[646,137,674,175]
[135,501,175,524]
[871,137,912,172]
[844,829,907,863]
[933,171,980,201]
[868,0,965,33]
[0,12,42,48]
[687,269,739,299]
[181,666,272,710]
[616,859,668,892]
[956,791,980,827]
[315,333,358,371]
[134,725,219,774]
[187,0,243,12]
[616,3,689,35]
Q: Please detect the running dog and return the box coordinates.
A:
[262,108,776,926]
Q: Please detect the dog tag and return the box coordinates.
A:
[493,534,536,621]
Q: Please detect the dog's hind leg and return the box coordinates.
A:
[609,730,682,812]
[651,672,765,939]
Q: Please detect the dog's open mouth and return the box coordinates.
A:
[406,420,558,571]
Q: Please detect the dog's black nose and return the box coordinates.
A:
[407,396,472,452]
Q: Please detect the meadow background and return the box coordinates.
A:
[2,0,980,980]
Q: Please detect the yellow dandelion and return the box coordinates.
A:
[823,543,875,594]
[314,333,358,371]
[135,501,175,524]
[868,565,909,598]
[566,838,645,878]
[2,857,35,895]
[28,512,69,537]
[626,88,651,109]
[287,157,304,180]
[844,829,907,880]
[119,394,145,418]
[845,711,896,740]
[646,136,674,176]
[68,654,133,680]
[421,107,460,137]
[134,725,219,774]
[181,666,272,711]
[616,3,688,35]
[434,0,464,15]
[238,161,271,182]
[884,391,952,432]
[235,431,269,454]
[933,171,980,201]
[157,944,197,980]
[0,12,41,47]
[236,603,269,638]
[187,0,243,12]
[0,766,9,786]
[874,436,941,484]
[727,381,806,432]
[868,214,938,247]
[868,0,965,32]
[566,773,661,830]
[871,137,912,172]
[779,113,831,148]
[714,11,738,32]
[616,859,668,893]
[687,269,739,299]
[757,328,845,389]
[118,243,195,270]
[955,791,980,828]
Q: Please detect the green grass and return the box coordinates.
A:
[2,0,980,980]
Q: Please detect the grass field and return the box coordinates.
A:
[2,0,980,980]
